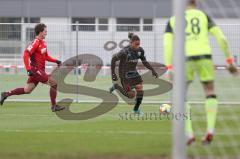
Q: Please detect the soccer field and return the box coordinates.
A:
[0,71,239,102]
[0,72,240,159]
[0,102,240,159]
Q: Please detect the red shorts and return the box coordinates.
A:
[27,68,49,86]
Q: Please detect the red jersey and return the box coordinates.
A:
[23,38,57,71]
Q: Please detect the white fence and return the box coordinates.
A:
[0,22,239,103]
[0,22,240,68]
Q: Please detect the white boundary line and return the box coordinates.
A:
[5,99,240,105]
[0,65,240,69]
[0,129,240,136]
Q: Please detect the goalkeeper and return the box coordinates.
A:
[163,0,238,145]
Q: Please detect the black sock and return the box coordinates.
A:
[114,84,130,98]
[133,90,143,111]
[133,97,143,111]
[206,94,217,99]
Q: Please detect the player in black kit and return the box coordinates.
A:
[110,33,158,114]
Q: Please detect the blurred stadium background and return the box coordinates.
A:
[0,0,240,159]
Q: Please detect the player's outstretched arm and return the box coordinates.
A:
[142,60,158,78]
[23,51,33,76]
[45,53,61,66]
[210,26,231,59]
[139,49,158,78]
[111,52,122,81]
[23,39,40,75]
[210,27,238,75]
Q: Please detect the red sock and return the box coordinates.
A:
[50,85,57,106]
[6,88,25,97]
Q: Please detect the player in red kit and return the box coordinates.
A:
[0,23,65,112]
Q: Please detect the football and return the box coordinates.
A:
[159,103,171,114]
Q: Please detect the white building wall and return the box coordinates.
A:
[0,18,239,66]
[40,18,240,66]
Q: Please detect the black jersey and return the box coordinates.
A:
[113,46,146,79]
[111,45,156,87]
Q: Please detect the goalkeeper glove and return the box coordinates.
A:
[226,57,238,75]
[227,64,238,75]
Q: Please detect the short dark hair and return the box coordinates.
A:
[128,32,134,40]
[34,23,46,35]
[131,35,140,42]
[188,0,197,6]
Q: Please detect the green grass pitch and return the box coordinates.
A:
[0,73,240,159]
[0,102,240,159]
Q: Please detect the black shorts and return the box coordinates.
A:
[121,76,143,91]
